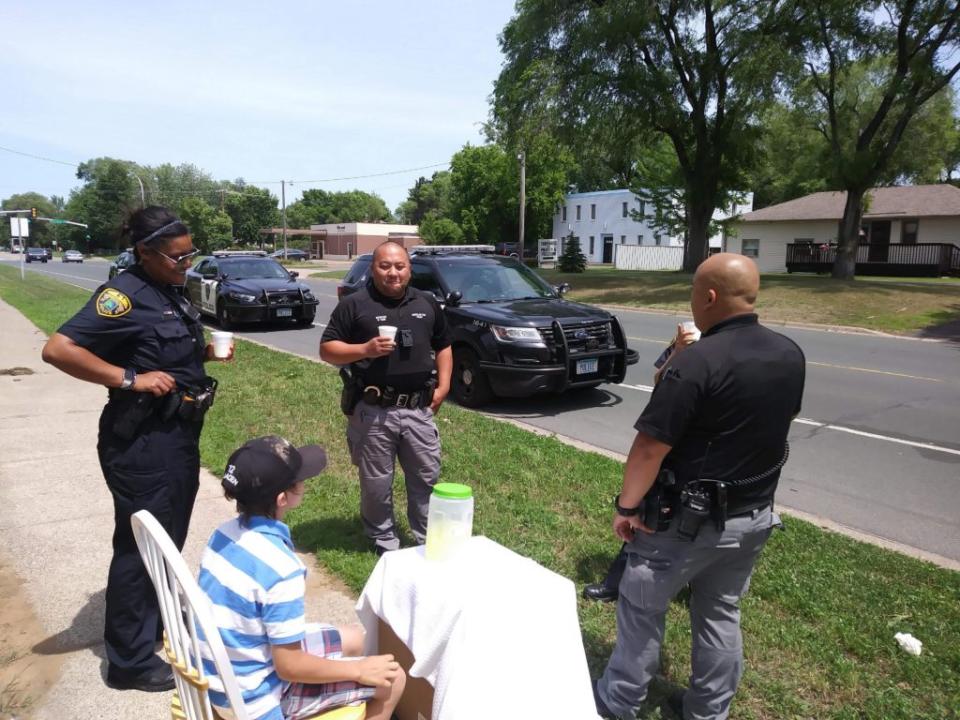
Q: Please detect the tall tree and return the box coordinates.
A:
[495,0,788,271]
[1,192,59,247]
[285,189,393,227]
[396,171,454,224]
[178,197,233,253]
[69,157,142,252]
[788,0,960,278]
[224,186,279,245]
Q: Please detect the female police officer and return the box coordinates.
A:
[42,206,230,692]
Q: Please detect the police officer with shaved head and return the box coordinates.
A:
[593,253,805,720]
[320,241,452,555]
[42,206,230,692]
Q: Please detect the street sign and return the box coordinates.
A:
[48,219,66,224]
[9,217,29,237]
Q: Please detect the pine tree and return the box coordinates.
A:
[558,234,586,273]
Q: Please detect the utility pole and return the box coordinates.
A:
[281,180,288,257]
[518,151,526,253]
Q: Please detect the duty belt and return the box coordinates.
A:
[362,384,430,409]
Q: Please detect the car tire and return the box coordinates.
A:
[296,314,315,327]
[451,347,494,408]
[216,301,234,331]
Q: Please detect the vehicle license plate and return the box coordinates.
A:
[576,358,599,375]
[276,308,293,317]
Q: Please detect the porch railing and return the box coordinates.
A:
[786,243,960,276]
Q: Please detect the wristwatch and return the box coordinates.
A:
[614,494,641,517]
[119,367,137,390]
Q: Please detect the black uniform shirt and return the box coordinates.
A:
[635,314,806,509]
[57,264,207,389]
[321,283,451,391]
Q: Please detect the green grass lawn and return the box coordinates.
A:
[536,268,960,335]
[2,263,958,719]
[310,270,347,280]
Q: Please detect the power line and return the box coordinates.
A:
[1,141,450,190]
[0,144,77,167]
[248,162,450,184]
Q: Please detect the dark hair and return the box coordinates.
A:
[124,206,189,260]
[224,488,280,524]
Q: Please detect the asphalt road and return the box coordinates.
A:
[5,257,959,562]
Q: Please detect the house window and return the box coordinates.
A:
[654,233,661,246]
[639,200,646,217]
[591,204,596,220]
[622,202,628,218]
[637,234,643,244]
[620,235,626,244]
[742,239,759,258]
[589,236,595,255]
[902,220,918,244]
[562,206,567,222]
[576,205,581,221]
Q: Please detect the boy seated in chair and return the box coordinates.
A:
[199,435,405,720]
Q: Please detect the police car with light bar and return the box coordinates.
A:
[184,251,319,329]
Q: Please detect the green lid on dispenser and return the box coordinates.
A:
[432,482,473,499]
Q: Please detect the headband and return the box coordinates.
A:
[138,220,184,246]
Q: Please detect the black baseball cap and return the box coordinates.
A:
[221,436,327,505]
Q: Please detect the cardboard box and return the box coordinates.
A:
[378,618,435,720]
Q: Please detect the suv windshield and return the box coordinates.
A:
[435,258,556,303]
[220,259,290,280]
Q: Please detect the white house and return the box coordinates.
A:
[726,184,960,273]
[552,189,680,264]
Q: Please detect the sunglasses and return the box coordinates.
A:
[154,247,201,266]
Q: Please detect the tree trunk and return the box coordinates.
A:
[832,190,865,280]
[683,202,711,273]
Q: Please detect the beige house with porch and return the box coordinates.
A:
[726,184,960,274]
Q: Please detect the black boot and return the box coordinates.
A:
[582,545,627,602]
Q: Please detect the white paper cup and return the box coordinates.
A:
[378,325,398,342]
[681,321,701,342]
[211,331,234,359]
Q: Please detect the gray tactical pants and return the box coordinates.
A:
[346,402,441,552]
[598,506,780,720]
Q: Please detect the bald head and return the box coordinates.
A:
[690,253,760,331]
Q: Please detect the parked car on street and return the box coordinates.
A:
[62,250,84,263]
[108,250,135,279]
[184,251,319,329]
[269,248,311,261]
[24,247,48,263]
[337,247,638,407]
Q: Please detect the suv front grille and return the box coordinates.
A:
[539,321,614,355]
[267,291,301,306]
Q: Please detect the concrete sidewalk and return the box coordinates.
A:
[0,299,359,719]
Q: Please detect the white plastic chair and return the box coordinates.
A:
[131,510,364,720]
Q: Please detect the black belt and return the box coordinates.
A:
[361,385,429,409]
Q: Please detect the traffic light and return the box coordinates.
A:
[30,207,37,219]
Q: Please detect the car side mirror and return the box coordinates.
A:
[556,283,571,296]
[445,290,462,307]
[289,270,299,278]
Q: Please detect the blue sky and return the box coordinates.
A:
[0,0,517,213]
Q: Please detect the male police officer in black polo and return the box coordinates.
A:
[594,253,805,720]
[320,241,452,555]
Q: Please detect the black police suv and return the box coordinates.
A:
[184,251,319,329]
[338,249,639,407]
[108,250,135,279]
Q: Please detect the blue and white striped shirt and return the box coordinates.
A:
[198,516,306,720]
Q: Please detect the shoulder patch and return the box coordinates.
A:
[96,288,132,318]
